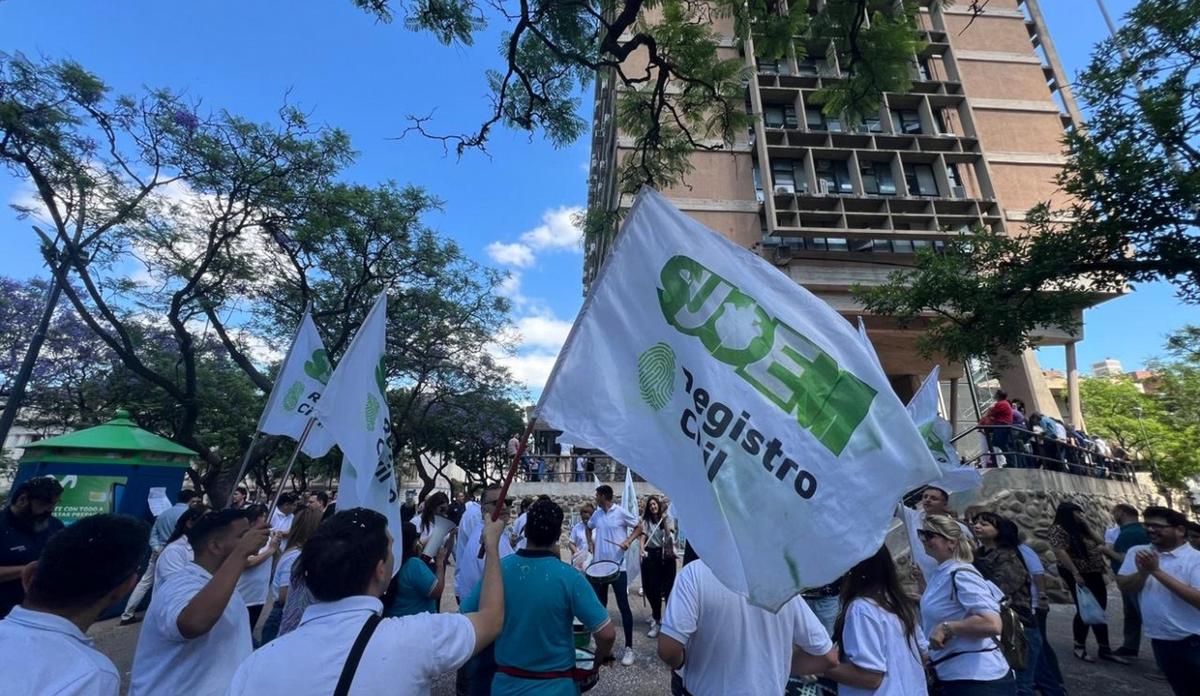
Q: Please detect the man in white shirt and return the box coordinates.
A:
[454,486,516,602]
[657,557,837,695]
[270,492,297,549]
[120,489,199,625]
[0,513,148,696]
[130,508,268,696]
[1118,505,1200,695]
[229,506,507,695]
[897,486,974,585]
[587,484,641,665]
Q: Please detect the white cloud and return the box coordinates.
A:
[486,241,535,267]
[494,352,559,391]
[520,205,583,252]
[513,314,572,351]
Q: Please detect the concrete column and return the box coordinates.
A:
[1065,341,1084,429]
[949,377,960,435]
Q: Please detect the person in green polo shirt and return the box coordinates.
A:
[1104,503,1151,657]
[462,498,616,695]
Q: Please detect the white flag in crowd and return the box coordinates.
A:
[537,188,941,610]
[622,466,641,584]
[856,316,884,373]
[906,366,981,494]
[314,293,404,571]
[257,310,336,458]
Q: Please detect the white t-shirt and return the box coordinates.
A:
[839,598,928,696]
[228,595,475,695]
[919,561,1010,683]
[130,562,251,696]
[270,509,294,551]
[236,543,273,608]
[453,504,515,599]
[1104,526,1120,545]
[273,548,301,595]
[513,512,528,551]
[569,521,589,553]
[0,606,120,696]
[587,503,639,567]
[1119,542,1200,640]
[1017,544,1045,610]
[155,537,193,586]
[660,560,832,696]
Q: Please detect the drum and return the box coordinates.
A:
[572,619,591,650]
[574,648,600,693]
[584,559,621,586]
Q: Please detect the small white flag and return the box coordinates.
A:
[537,188,940,610]
[856,316,884,373]
[906,366,981,493]
[258,310,336,458]
[622,467,641,584]
[314,293,403,571]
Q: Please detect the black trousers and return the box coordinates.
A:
[641,547,677,623]
[1152,635,1200,696]
[1063,571,1111,651]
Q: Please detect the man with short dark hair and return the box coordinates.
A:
[1118,506,1200,695]
[0,476,65,618]
[463,499,615,692]
[0,513,147,694]
[231,487,248,509]
[130,508,268,696]
[228,508,507,695]
[588,484,641,666]
[271,492,298,549]
[307,491,328,513]
[120,488,199,625]
[1105,503,1150,657]
[898,485,973,583]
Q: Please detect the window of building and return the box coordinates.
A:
[764,104,798,129]
[806,106,842,132]
[859,113,883,133]
[815,159,852,194]
[934,109,953,135]
[892,239,914,253]
[826,237,849,252]
[796,57,819,76]
[903,163,939,197]
[860,162,897,195]
[890,109,922,135]
[757,59,780,75]
[946,164,965,196]
[873,239,893,252]
[917,58,933,81]
[849,239,873,252]
[771,159,797,193]
[804,237,828,251]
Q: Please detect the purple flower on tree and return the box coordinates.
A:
[173,109,199,132]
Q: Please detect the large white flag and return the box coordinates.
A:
[622,467,641,584]
[537,188,941,610]
[258,310,336,458]
[906,366,981,493]
[314,293,403,571]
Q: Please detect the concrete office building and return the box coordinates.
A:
[585,0,1103,429]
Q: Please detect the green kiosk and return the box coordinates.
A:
[14,409,197,524]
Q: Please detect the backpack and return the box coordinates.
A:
[948,568,1028,671]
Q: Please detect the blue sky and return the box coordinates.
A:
[0,0,1191,389]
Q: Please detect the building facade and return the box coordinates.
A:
[585,0,1104,427]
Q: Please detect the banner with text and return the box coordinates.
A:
[537,188,940,610]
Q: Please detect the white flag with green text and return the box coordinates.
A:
[537,188,941,610]
[258,310,336,458]
[314,293,404,571]
[907,366,981,493]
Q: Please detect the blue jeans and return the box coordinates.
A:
[590,570,634,648]
[1034,609,1069,696]
[259,599,284,644]
[1015,624,1062,696]
[803,595,839,637]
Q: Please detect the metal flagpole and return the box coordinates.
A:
[267,418,316,516]
[478,417,538,558]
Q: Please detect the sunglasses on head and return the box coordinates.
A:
[917,529,947,542]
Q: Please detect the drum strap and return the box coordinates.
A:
[496,664,596,680]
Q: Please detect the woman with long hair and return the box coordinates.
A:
[823,546,927,695]
[638,495,676,638]
[1047,502,1127,664]
[154,505,209,585]
[236,504,280,632]
[382,521,447,617]
[259,506,323,644]
[919,514,1013,695]
[418,492,450,546]
[972,513,1039,696]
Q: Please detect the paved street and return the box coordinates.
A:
[91,572,1175,696]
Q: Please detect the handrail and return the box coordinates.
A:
[946,423,1138,482]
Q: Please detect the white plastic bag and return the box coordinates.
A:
[1075,585,1107,625]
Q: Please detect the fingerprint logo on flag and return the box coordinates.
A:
[638,343,676,411]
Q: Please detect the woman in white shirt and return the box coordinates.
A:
[258,506,322,644]
[235,504,280,634]
[824,546,928,695]
[153,505,208,586]
[918,514,1014,695]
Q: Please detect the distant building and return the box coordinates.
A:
[1091,358,1124,378]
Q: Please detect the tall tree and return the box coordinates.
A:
[856,0,1200,363]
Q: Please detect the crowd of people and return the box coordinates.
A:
[0,475,1198,696]
[978,391,1136,480]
